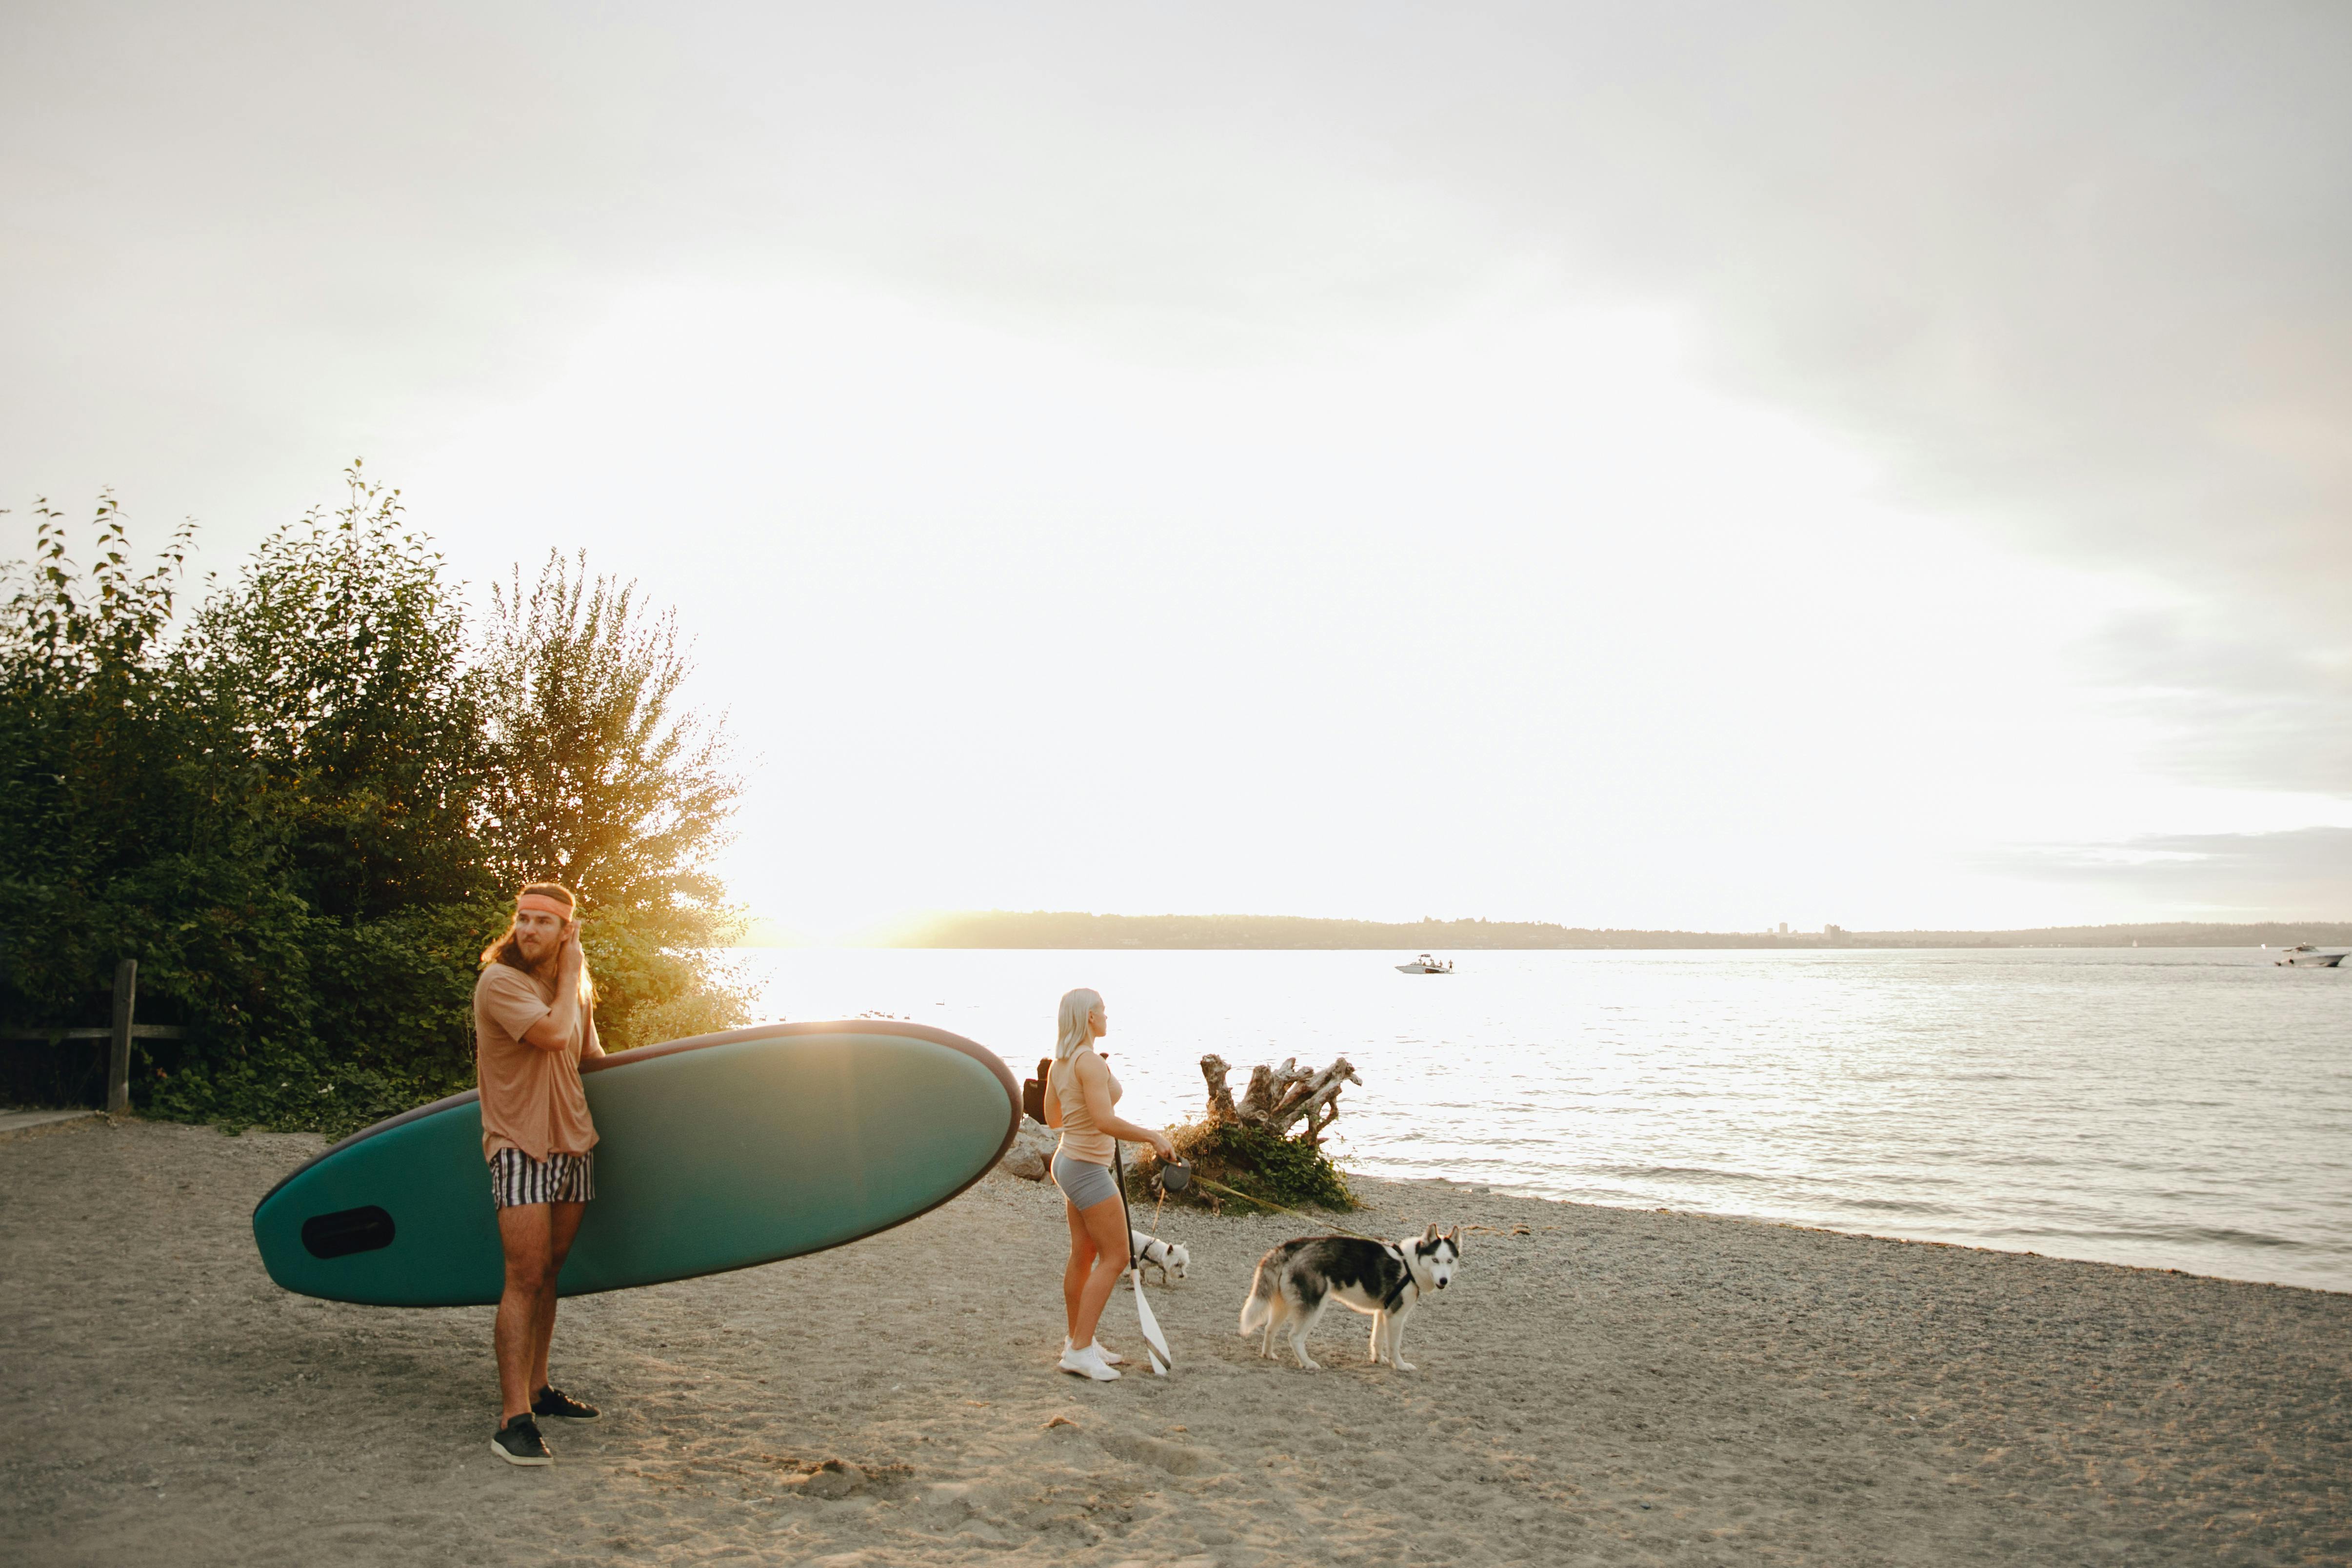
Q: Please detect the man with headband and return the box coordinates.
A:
[474,881,606,1466]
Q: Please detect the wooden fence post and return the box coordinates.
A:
[108,958,137,1116]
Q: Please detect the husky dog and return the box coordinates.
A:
[1237,1224,1462,1370]
[1131,1231,1190,1285]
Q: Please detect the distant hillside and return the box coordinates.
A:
[878,911,2352,951]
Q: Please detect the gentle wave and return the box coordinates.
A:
[732,946,2352,1293]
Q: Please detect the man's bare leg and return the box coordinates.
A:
[496,1203,555,1421]
[529,1200,586,1395]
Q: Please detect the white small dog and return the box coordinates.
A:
[1131,1231,1190,1284]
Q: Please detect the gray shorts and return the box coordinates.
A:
[1052,1152,1120,1211]
[489,1148,596,1208]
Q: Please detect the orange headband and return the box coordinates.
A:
[517,893,572,919]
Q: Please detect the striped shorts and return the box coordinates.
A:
[488,1148,597,1209]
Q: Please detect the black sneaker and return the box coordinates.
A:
[532,1385,599,1420]
[492,1414,552,1466]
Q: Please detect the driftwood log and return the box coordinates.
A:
[1198,1052,1360,1145]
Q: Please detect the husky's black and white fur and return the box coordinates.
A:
[1237,1224,1462,1370]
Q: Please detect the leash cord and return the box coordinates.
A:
[1177,1171,1394,1248]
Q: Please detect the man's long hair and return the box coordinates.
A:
[480,881,597,1008]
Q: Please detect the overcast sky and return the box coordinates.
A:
[4,1,2347,936]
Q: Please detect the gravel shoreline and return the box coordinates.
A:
[4,1117,2346,1566]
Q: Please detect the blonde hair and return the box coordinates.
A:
[1055,988,1103,1063]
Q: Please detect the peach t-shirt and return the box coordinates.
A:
[473,962,604,1162]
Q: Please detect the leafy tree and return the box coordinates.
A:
[478,550,749,1047]
[478,551,735,912]
[186,465,489,920]
[574,904,753,1052]
[2,474,752,1128]
[0,497,317,1107]
[172,465,508,1114]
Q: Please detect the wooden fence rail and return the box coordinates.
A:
[0,959,185,1114]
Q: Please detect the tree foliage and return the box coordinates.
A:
[0,496,317,1109]
[479,552,735,922]
[0,471,750,1131]
[187,466,489,919]
[478,548,747,1049]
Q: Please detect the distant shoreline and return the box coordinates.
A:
[738,911,2352,951]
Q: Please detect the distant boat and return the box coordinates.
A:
[1396,953,1454,974]
[2270,944,2347,968]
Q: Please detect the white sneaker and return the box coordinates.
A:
[1057,1344,1120,1381]
[1063,1337,1123,1366]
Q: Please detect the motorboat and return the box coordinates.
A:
[1396,953,1454,973]
[2270,944,2347,968]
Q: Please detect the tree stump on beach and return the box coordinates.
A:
[1144,1052,1361,1213]
[1199,1052,1359,1145]
[1199,1053,1240,1123]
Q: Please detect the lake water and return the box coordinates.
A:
[728,947,2351,1293]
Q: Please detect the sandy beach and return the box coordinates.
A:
[3,1117,2346,1567]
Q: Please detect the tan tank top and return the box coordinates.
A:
[1050,1049,1120,1165]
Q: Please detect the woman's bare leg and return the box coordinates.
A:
[1067,1193,1132,1349]
[1062,1198,1098,1339]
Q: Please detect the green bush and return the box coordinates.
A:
[1129,1118,1356,1213]
[578,906,754,1052]
[0,473,750,1133]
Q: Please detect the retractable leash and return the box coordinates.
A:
[1177,1170,1395,1249]
[1144,1154,1188,1242]
[1112,1143,1172,1375]
[1182,1166,1514,1244]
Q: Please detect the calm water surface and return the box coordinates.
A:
[730,947,2350,1292]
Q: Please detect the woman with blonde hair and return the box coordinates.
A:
[1042,987,1176,1380]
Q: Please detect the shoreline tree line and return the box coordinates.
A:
[880,910,2352,950]
[0,466,748,1134]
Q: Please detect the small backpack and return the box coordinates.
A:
[1020,1058,1051,1123]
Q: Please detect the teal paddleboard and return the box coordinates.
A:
[251,1021,1020,1306]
